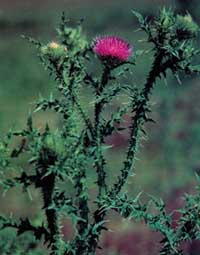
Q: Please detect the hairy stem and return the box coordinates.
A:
[74,169,89,255]
[53,59,94,138]
[37,147,61,255]
[94,66,111,198]
[109,51,165,197]
[84,66,112,255]
[41,173,60,255]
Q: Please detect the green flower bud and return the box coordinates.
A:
[40,41,67,60]
[44,133,65,155]
[158,8,175,32]
[176,14,199,40]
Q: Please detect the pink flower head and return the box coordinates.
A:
[93,36,132,65]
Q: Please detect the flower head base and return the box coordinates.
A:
[93,36,132,67]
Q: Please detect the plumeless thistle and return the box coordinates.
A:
[93,36,132,67]
[0,8,200,255]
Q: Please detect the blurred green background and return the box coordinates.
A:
[1,0,200,254]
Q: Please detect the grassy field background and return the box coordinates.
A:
[1,0,200,254]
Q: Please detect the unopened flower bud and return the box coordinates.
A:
[176,14,199,40]
[41,41,67,60]
[48,42,60,49]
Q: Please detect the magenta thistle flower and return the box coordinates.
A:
[93,36,132,65]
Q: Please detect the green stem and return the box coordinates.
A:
[85,66,112,255]
[41,173,61,255]
[74,97,95,138]
[37,147,61,255]
[54,59,94,139]
[109,52,165,197]
[74,169,89,255]
[94,66,110,198]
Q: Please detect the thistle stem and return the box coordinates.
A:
[41,173,61,255]
[74,169,89,255]
[94,66,110,198]
[109,52,165,197]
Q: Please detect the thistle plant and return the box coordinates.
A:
[0,9,200,255]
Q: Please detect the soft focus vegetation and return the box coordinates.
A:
[1,1,200,254]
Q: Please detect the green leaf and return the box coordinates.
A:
[132,10,145,24]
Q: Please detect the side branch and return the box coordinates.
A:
[51,58,95,138]
[109,51,171,197]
